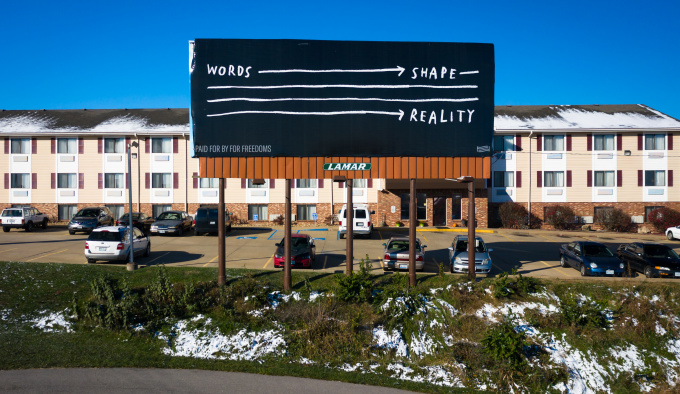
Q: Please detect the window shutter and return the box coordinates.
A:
[637,134,643,150]
[98,138,103,154]
[32,173,37,189]
[78,173,84,189]
[192,172,198,188]
[173,137,179,153]
[173,173,179,189]
[367,179,373,188]
[586,134,592,151]
[3,138,8,154]
[566,170,572,187]
[669,170,674,187]
[516,171,521,188]
[638,170,643,187]
[98,173,103,189]
[51,173,56,189]
[669,134,673,151]
[145,173,150,189]
[4,173,8,189]
[339,181,345,188]
[514,135,521,151]
[145,139,150,153]
[318,179,324,188]
[126,173,129,189]
[51,138,56,154]
[291,180,295,189]
[587,170,592,187]
[566,135,572,151]
[617,134,623,151]
[241,179,246,188]
[537,171,542,188]
[31,138,37,154]
[617,170,622,187]
[125,137,131,151]
[270,179,275,188]
[536,135,542,151]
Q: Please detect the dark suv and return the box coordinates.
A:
[68,207,115,235]
[193,206,232,235]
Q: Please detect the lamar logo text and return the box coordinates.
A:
[323,163,372,171]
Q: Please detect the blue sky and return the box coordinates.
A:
[1,0,678,118]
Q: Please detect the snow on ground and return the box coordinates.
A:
[30,310,73,333]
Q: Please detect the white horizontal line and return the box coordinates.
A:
[207,97,479,103]
[258,66,404,74]
[207,110,404,118]
[459,70,479,75]
[207,84,477,89]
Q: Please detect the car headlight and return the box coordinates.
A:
[656,266,670,271]
[455,257,463,264]
[590,262,598,269]
[620,263,625,269]
[482,258,490,265]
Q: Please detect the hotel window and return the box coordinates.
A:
[152,173,172,188]
[152,137,172,153]
[104,173,124,188]
[57,173,77,188]
[106,205,124,220]
[57,138,77,154]
[593,135,615,151]
[10,138,30,154]
[493,171,514,187]
[644,206,664,222]
[645,170,665,186]
[594,171,615,187]
[544,171,564,187]
[199,178,219,188]
[494,135,515,151]
[400,193,427,220]
[248,205,268,221]
[543,135,564,151]
[11,173,30,188]
[104,138,124,153]
[152,205,172,218]
[58,205,78,221]
[351,179,366,188]
[645,134,665,150]
[297,204,317,220]
[296,179,317,188]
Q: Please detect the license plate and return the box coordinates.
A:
[356,223,363,226]
[210,221,215,225]
[75,226,82,229]
[606,270,614,275]
[675,272,680,277]
[399,264,407,269]
[98,247,107,252]
[7,219,14,223]
[159,230,166,234]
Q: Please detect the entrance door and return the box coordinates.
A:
[433,197,446,226]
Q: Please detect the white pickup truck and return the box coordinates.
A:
[1,207,50,232]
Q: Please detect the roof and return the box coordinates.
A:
[494,104,680,131]
[0,108,189,135]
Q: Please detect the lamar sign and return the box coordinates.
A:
[190,39,494,158]
[323,163,372,171]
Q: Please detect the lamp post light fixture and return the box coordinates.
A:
[127,141,139,272]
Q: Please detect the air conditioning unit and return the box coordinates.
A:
[631,216,644,224]
[581,216,594,224]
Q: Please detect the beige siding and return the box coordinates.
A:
[669,131,680,202]
[78,138,103,203]
[618,133,644,202]
[31,138,54,203]
[566,134,591,202]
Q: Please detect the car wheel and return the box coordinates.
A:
[144,243,150,257]
[580,264,587,277]
[194,229,201,236]
[25,222,33,232]
[339,233,344,239]
[42,219,48,229]
[668,232,675,241]
[227,224,232,232]
[560,256,567,268]
[2,227,9,233]
[645,266,653,279]
[69,230,75,235]
[177,227,183,237]
[87,258,95,264]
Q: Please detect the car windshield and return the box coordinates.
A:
[88,231,123,242]
[583,244,614,257]
[76,209,100,218]
[387,240,420,251]
[280,238,309,248]
[1,209,22,217]
[645,245,679,259]
[196,209,218,220]
[119,213,140,220]
[157,212,180,221]
[455,240,487,253]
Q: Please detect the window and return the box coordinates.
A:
[57,173,77,188]
[247,179,268,188]
[644,206,663,222]
[544,171,564,187]
[106,205,124,220]
[10,138,30,154]
[296,179,317,188]
[248,204,268,221]
[10,173,29,188]
[493,171,514,187]
[593,135,615,151]
[152,173,172,188]
[645,134,665,150]
[594,206,613,218]
[104,138,124,153]
[152,205,172,218]
[57,138,77,154]
[494,135,515,151]
[451,194,462,220]
[352,179,366,188]
[544,135,564,151]
[297,204,317,220]
[58,205,78,221]
[400,193,426,220]
[152,137,171,153]
[105,173,124,188]
[594,171,615,187]
[645,170,665,186]
[199,178,219,188]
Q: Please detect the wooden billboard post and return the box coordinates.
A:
[346,180,353,275]
[409,179,417,287]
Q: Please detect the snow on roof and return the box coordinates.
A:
[494,104,680,131]
[0,109,189,135]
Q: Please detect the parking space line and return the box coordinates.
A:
[377,231,383,240]
[0,248,18,253]
[202,255,218,267]
[539,260,571,277]
[263,253,274,269]
[417,230,429,243]
[536,234,556,242]
[267,230,278,240]
[497,233,516,242]
[25,249,67,262]
[146,252,170,265]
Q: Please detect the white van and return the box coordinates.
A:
[338,204,375,239]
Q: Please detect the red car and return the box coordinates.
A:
[274,234,316,268]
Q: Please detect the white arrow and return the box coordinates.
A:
[207,97,479,103]
[208,109,405,120]
[258,66,406,76]
[207,84,477,89]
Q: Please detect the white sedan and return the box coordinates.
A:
[85,226,150,264]
[667,225,680,241]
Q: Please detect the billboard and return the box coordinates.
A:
[191,39,494,158]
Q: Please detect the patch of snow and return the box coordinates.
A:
[372,326,408,357]
[495,107,680,130]
[30,310,73,333]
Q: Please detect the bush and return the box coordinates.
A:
[544,205,576,230]
[498,202,528,229]
[333,255,373,303]
[648,207,680,233]
[272,215,284,225]
[481,314,527,371]
[594,207,631,232]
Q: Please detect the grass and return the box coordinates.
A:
[2,261,680,393]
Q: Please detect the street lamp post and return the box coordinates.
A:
[127,141,139,272]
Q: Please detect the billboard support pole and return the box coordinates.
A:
[284,179,292,291]
[218,177,226,286]
[346,180,353,275]
[409,179,416,287]
[467,179,476,281]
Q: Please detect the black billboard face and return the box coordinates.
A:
[191,39,494,158]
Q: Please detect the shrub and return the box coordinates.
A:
[498,202,528,229]
[481,314,527,371]
[334,255,373,303]
[544,205,576,230]
[595,207,631,232]
[272,215,284,225]
[648,207,680,233]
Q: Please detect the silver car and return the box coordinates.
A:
[382,237,426,271]
[84,226,150,264]
[449,235,493,275]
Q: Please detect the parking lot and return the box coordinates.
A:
[2,224,680,282]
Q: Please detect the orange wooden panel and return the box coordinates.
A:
[261,157,270,179]
[401,157,409,179]
[308,157,316,179]
[221,157,231,178]
[473,157,482,178]
[378,157,386,179]
[331,156,339,179]
[438,157,446,179]
[422,157,429,179]
[339,157,348,179]
[235,158,244,179]
[461,156,469,177]
[269,157,277,179]
[391,157,400,179]
[449,157,457,179]
[417,157,425,179]
[384,157,393,179]
[483,156,491,178]
[291,157,300,179]
[244,157,254,179]
[254,157,263,179]
[275,157,284,179]
[199,157,207,178]
[285,158,294,179]
[219,158,227,178]
[301,158,309,179]
[408,157,416,179]
[369,157,379,179]
[206,158,216,178]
